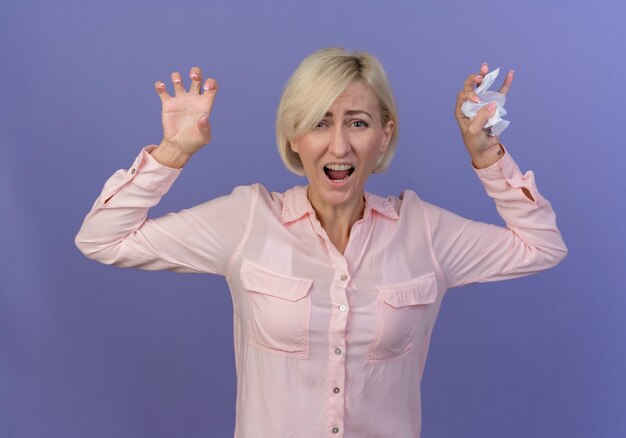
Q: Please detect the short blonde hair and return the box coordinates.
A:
[276,47,399,175]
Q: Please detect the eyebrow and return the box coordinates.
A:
[324,110,373,119]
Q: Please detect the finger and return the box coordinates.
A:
[202,78,219,116]
[468,102,497,135]
[459,90,481,103]
[499,69,515,95]
[189,66,202,94]
[154,81,171,103]
[455,90,481,120]
[464,73,483,91]
[171,71,184,96]
[474,62,489,88]
[480,62,489,77]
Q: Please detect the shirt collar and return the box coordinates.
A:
[280,186,399,224]
[363,191,400,220]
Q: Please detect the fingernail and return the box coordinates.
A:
[488,102,497,111]
[174,79,181,84]
[204,83,213,91]
[482,62,488,65]
[199,115,208,126]
[191,74,198,80]
[476,75,483,80]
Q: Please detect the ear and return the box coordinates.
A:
[290,140,299,154]
[380,120,395,153]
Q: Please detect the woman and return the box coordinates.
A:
[75,48,567,437]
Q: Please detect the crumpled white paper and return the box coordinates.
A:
[460,67,510,136]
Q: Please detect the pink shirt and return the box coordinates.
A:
[75,145,567,437]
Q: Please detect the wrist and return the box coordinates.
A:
[150,141,193,169]
[471,143,505,169]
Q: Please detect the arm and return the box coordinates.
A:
[427,147,567,288]
[75,67,251,275]
[430,63,567,288]
[74,146,255,274]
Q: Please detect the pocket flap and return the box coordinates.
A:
[375,273,438,308]
[240,259,313,302]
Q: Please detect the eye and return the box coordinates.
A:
[316,120,329,128]
[351,120,369,128]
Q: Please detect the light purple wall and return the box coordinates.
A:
[2,0,625,436]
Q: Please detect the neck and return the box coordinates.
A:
[307,189,365,255]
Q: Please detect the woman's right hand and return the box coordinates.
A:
[152,67,218,167]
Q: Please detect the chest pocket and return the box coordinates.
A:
[240,259,313,359]
[367,272,439,363]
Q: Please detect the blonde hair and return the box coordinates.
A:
[276,47,399,175]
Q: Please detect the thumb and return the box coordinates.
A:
[471,102,497,132]
[197,114,210,131]
[196,114,212,143]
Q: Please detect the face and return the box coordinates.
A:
[290,81,394,213]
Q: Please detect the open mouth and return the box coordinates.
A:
[324,164,355,182]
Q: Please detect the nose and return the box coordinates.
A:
[328,125,351,158]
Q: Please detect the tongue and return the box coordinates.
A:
[327,169,350,180]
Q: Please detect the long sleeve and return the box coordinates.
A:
[75,145,256,275]
[426,149,568,288]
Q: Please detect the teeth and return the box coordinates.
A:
[325,164,353,171]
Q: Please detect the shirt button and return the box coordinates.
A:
[334,347,342,355]
[340,274,348,281]
[333,387,340,394]
[339,305,347,312]
[130,168,136,174]
[332,427,340,434]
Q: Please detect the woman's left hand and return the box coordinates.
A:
[455,63,514,168]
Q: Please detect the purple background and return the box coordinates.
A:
[2,0,625,436]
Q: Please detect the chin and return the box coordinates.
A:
[311,175,365,209]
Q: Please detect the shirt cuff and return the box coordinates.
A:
[473,145,543,204]
[127,145,183,196]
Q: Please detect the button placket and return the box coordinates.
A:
[309,196,377,436]
[327,265,349,436]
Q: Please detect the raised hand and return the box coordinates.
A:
[152,67,218,168]
[455,63,514,168]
